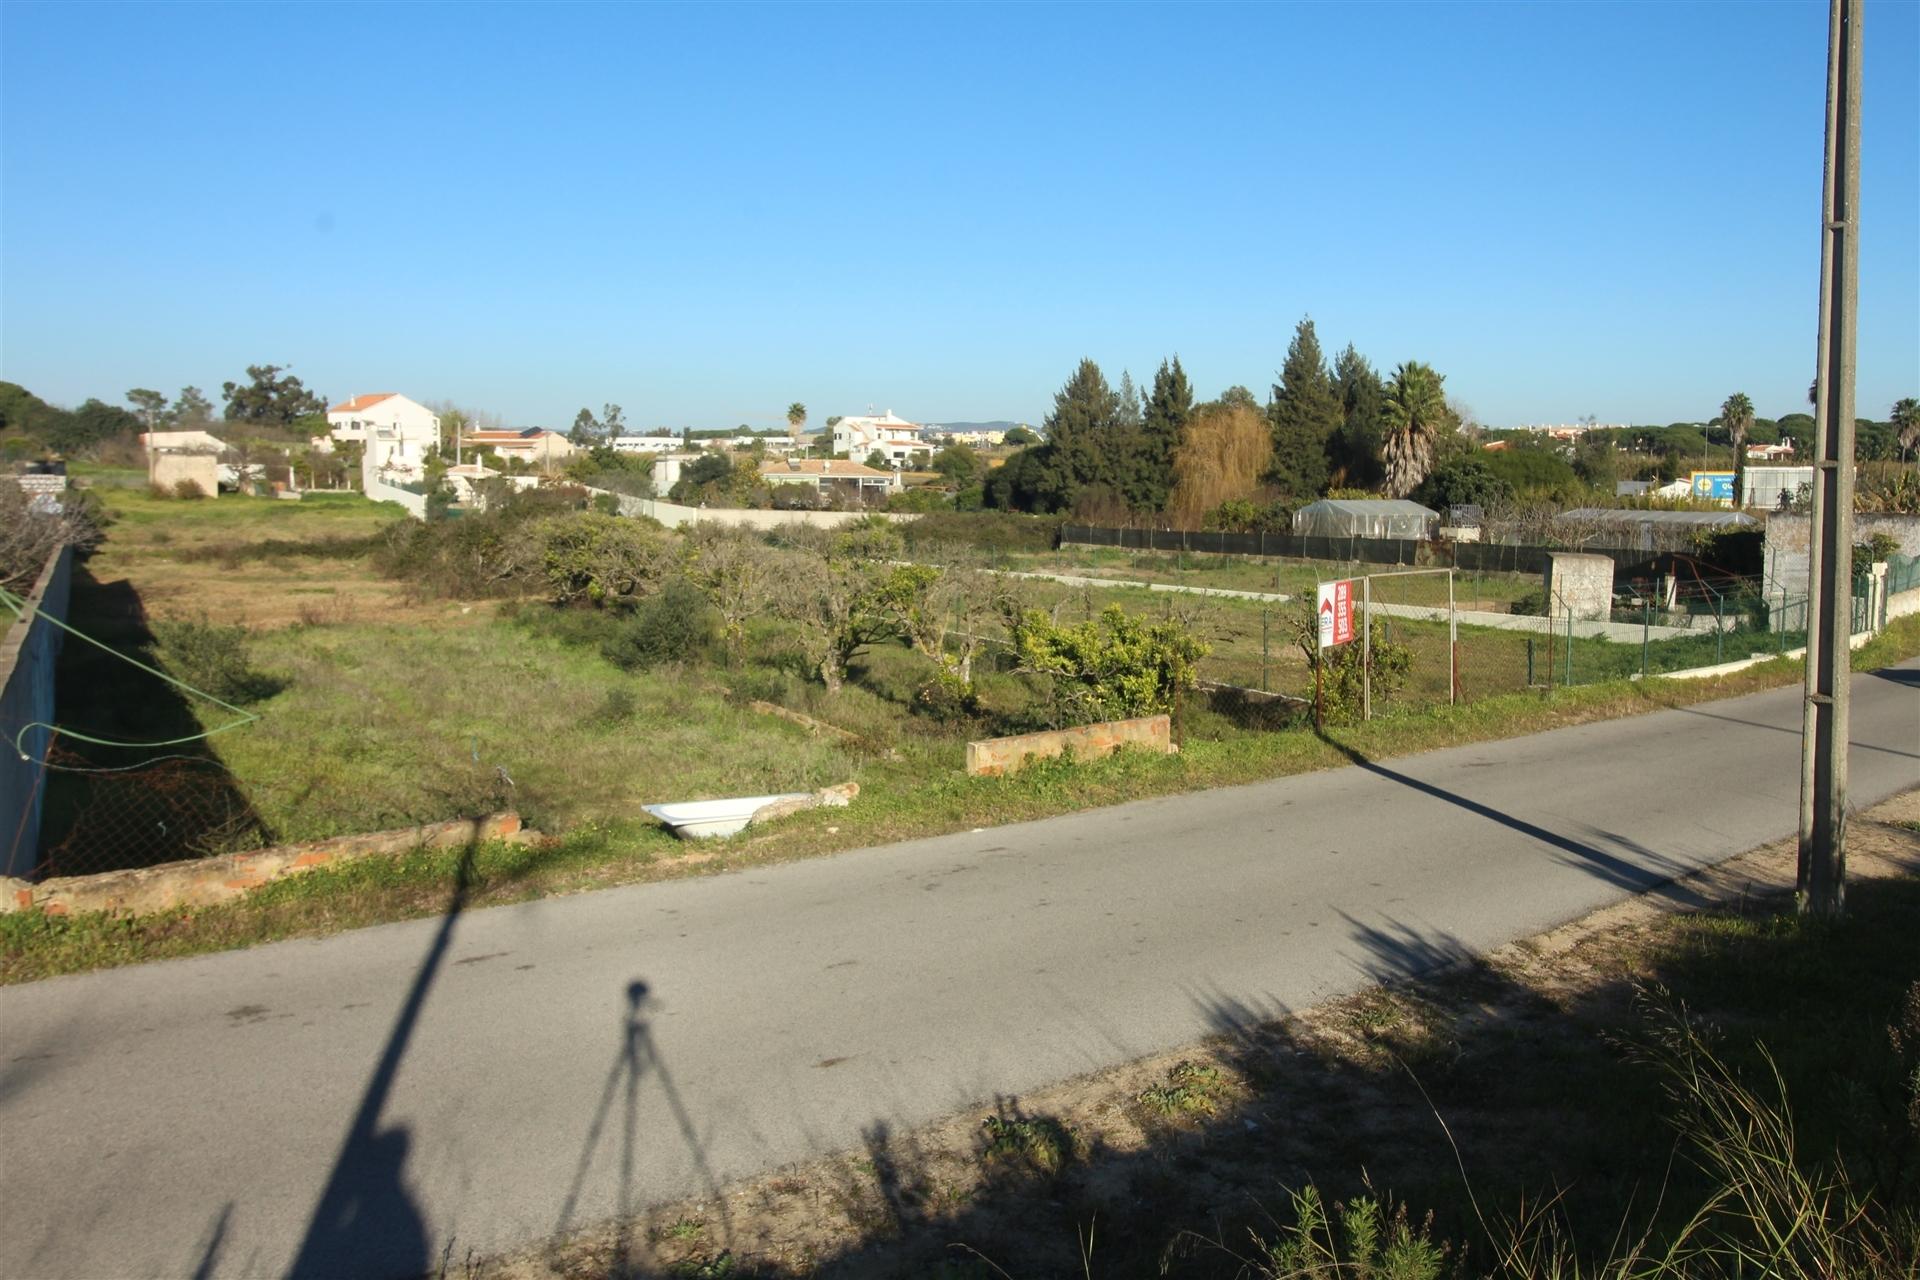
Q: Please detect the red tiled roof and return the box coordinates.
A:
[328,393,397,414]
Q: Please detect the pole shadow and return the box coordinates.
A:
[1314,727,1706,899]
[284,840,480,1280]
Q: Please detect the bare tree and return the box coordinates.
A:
[683,526,777,660]
[1,483,100,590]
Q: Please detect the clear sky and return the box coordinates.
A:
[2,1,1916,432]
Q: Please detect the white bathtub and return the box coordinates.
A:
[643,793,816,840]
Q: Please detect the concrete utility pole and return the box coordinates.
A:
[1799,0,1862,918]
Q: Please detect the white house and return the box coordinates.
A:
[831,411,929,466]
[611,436,683,454]
[328,393,442,481]
[758,457,900,498]
[932,428,1005,448]
[463,428,576,469]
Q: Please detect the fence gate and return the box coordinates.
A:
[1353,569,1457,718]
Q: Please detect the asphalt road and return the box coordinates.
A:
[3,664,1916,1278]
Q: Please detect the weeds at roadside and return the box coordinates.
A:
[1137,1061,1229,1119]
[980,1113,1076,1178]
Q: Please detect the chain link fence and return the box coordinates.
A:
[33,741,270,879]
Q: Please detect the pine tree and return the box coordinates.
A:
[1266,318,1340,497]
[1332,343,1386,489]
[1128,356,1193,512]
[1115,370,1143,431]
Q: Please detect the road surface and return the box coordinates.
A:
[2,663,1916,1278]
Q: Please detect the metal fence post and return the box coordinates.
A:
[1527,635,1536,689]
[1362,576,1372,720]
[1714,591,1724,664]
[1642,598,1651,678]
[1448,568,1458,705]
[1564,610,1574,687]
[1261,609,1271,694]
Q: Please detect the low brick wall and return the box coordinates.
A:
[0,812,524,917]
[966,715,1172,777]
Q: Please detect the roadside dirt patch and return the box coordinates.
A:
[473,794,1920,1279]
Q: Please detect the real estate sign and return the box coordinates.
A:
[1317,579,1355,650]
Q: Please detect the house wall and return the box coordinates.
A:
[149,452,220,497]
[0,545,72,879]
[361,454,429,518]
[1764,513,1920,595]
[329,395,441,454]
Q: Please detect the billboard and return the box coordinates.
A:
[1317,579,1355,650]
[1689,471,1736,504]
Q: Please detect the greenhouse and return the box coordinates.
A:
[1290,498,1439,540]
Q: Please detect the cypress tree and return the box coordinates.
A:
[1266,317,1340,498]
[1332,343,1386,489]
[1128,356,1192,512]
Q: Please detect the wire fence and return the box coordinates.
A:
[33,741,270,879]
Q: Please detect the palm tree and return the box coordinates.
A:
[1719,391,1754,473]
[1380,362,1447,498]
[1892,397,1920,461]
[786,401,807,444]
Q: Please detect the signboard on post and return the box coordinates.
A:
[1317,579,1355,650]
[1689,471,1736,505]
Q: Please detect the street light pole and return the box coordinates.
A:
[1799,0,1862,919]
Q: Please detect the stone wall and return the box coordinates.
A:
[966,715,1172,776]
[1,811,524,917]
[1765,513,1920,595]
[1546,552,1614,623]
[0,545,72,879]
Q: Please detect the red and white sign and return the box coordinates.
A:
[1317,579,1354,650]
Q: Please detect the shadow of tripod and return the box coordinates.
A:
[552,980,734,1271]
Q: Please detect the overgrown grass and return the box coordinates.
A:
[216,618,857,840]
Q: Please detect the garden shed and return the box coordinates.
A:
[1291,498,1438,541]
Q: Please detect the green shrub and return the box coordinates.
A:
[149,615,279,704]
[171,478,208,500]
[1005,603,1209,727]
[533,512,669,605]
[601,578,713,669]
[1287,602,1413,725]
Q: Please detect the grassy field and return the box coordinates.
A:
[78,485,430,628]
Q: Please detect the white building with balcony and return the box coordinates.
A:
[328,393,442,481]
[831,411,933,468]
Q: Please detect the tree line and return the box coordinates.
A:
[984,319,1465,524]
[981,322,1918,528]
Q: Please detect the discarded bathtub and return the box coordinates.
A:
[644,782,858,840]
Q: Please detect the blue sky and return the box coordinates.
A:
[3,1,1916,431]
